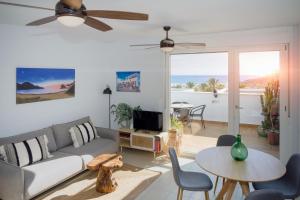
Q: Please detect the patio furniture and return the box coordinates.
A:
[253,153,300,200]
[188,105,206,128]
[213,135,236,194]
[171,102,193,121]
[245,189,284,200]
[195,147,286,199]
[169,148,212,200]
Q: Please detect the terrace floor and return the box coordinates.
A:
[179,120,279,158]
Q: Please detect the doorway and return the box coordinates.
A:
[167,45,288,158]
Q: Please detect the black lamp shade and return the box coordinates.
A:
[103,87,112,94]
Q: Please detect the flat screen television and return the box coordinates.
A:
[133,110,163,132]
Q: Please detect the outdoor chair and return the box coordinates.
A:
[213,135,236,194]
[188,105,206,129]
[253,153,300,200]
[169,147,212,200]
[245,189,284,200]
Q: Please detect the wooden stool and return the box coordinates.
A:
[87,154,123,193]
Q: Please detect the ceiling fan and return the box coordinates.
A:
[130,26,206,52]
[0,0,149,31]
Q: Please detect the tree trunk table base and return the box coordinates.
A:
[87,154,123,193]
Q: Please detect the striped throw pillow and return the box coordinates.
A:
[69,122,98,148]
[1,135,51,167]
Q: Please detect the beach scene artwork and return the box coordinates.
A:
[116,71,140,92]
[16,68,75,104]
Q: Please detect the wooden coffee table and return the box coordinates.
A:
[87,154,123,193]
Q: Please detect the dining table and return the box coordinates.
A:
[195,147,286,200]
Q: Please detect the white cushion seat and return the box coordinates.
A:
[23,151,83,200]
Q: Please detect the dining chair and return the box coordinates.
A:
[245,189,284,200]
[213,135,236,194]
[253,153,300,200]
[169,148,213,200]
[188,105,206,129]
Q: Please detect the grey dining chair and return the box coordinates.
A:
[253,153,300,200]
[169,148,212,200]
[245,189,284,200]
[213,135,236,194]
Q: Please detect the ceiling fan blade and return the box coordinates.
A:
[84,17,112,32]
[61,0,82,10]
[176,43,206,47]
[145,46,160,50]
[130,44,159,47]
[85,10,148,21]
[0,1,54,11]
[26,16,57,26]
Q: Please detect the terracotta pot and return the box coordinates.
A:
[267,131,279,145]
[168,129,177,138]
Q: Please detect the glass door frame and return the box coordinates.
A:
[165,44,289,158]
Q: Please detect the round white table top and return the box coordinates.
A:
[195,147,286,182]
[170,103,193,109]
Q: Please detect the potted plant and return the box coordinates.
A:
[258,79,279,141]
[267,84,280,145]
[111,103,141,128]
[168,117,183,154]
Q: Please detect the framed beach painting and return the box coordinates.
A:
[16,67,75,104]
[116,71,140,92]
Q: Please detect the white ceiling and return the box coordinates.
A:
[1,0,300,42]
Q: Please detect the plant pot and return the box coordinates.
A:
[168,129,177,138]
[257,125,267,137]
[267,131,279,145]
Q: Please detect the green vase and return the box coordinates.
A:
[231,134,248,161]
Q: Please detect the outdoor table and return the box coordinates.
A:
[195,147,286,200]
[170,103,194,109]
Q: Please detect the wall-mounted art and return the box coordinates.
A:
[116,71,140,92]
[16,67,75,104]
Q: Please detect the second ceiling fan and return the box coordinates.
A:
[0,0,149,31]
[131,26,206,52]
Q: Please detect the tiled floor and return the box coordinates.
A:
[122,149,249,200]
[180,120,279,158]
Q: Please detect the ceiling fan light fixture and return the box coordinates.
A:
[160,38,175,52]
[57,15,85,27]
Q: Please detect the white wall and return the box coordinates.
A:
[0,24,164,137]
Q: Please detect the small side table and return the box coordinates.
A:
[87,154,123,193]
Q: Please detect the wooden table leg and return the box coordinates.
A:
[239,181,250,197]
[216,179,232,200]
[96,166,117,193]
[224,181,237,200]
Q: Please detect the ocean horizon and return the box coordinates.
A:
[171,75,258,85]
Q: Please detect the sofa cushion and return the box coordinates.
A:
[23,151,83,200]
[52,116,90,149]
[58,138,119,166]
[0,127,57,153]
[3,135,51,167]
[69,122,99,148]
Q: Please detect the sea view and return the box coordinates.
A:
[171,75,259,85]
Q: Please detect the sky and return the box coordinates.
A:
[16,68,75,85]
[116,71,140,80]
[171,51,280,76]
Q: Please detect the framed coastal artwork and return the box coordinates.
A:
[116,71,141,92]
[16,67,75,104]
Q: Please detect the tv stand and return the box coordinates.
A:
[118,128,167,158]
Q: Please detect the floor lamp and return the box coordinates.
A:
[103,86,112,128]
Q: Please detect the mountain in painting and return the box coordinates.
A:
[17,82,44,90]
